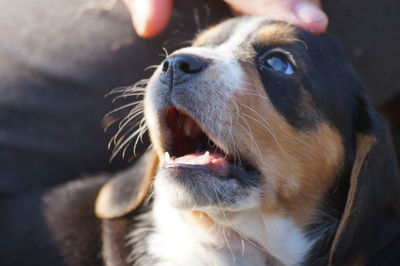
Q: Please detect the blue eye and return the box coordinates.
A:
[265,55,294,75]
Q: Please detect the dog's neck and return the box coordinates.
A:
[129,197,314,266]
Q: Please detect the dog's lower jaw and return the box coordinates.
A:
[136,196,313,266]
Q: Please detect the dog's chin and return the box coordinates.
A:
[154,166,261,211]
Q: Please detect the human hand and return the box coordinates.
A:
[125,0,327,38]
[224,0,327,34]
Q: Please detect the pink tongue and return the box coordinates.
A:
[167,152,229,176]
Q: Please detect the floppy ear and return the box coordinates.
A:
[95,151,159,219]
[328,96,400,265]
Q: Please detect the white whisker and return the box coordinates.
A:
[239,103,285,153]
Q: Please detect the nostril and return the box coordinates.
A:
[162,60,169,72]
[179,61,193,73]
[178,58,203,74]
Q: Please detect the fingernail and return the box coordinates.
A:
[294,2,327,23]
[132,0,150,36]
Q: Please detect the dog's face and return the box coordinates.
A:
[95,16,400,266]
[144,17,361,222]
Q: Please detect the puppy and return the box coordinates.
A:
[95,17,400,266]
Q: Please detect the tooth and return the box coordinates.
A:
[165,152,171,163]
[199,151,210,164]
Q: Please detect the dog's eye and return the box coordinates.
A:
[264,55,294,75]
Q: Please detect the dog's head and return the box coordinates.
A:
[97,17,400,265]
[145,17,351,215]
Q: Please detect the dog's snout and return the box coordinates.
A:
[161,54,207,85]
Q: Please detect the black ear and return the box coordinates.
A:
[95,151,159,219]
[328,96,400,265]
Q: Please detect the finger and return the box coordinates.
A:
[225,0,328,34]
[292,1,328,34]
[129,0,173,38]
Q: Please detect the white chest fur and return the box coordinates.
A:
[134,199,313,266]
[147,199,267,266]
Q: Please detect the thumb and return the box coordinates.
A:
[127,0,173,38]
[291,1,328,34]
[225,0,328,34]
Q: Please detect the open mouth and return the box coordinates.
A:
[163,106,258,180]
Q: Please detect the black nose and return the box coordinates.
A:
[161,54,207,84]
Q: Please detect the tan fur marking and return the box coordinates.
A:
[95,151,159,218]
[328,134,376,265]
[257,24,297,46]
[233,64,345,225]
[184,211,216,229]
[193,24,222,46]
